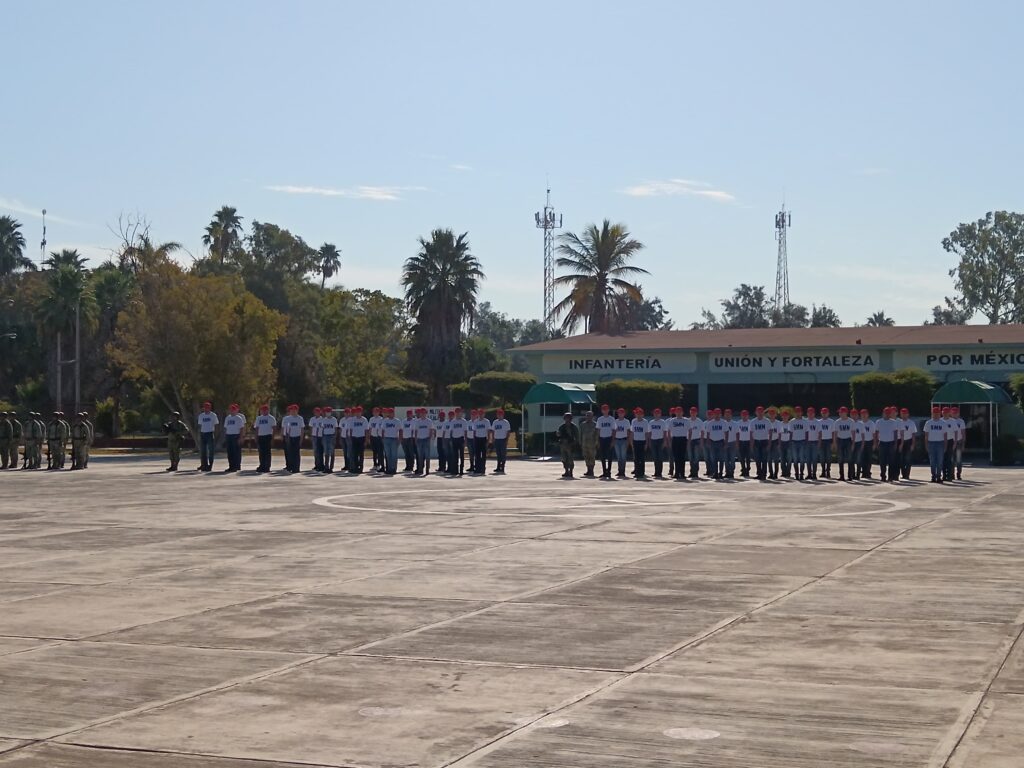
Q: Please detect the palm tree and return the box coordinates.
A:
[120,236,182,274]
[551,220,648,334]
[317,243,342,289]
[43,248,89,272]
[0,215,32,280]
[402,229,483,399]
[202,206,244,265]
[865,310,896,327]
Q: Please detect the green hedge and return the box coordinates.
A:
[448,382,493,410]
[373,379,429,407]
[469,371,537,405]
[849,368,936,416]
[992,434,1021,466]
[594,379,684,415]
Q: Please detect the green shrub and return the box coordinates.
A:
[448,382,493,410]
[594,379,683,415]
[469,371,537,405]
[992,434,1021,466]
[373,380,429,408]
[1011,373,1024,413]
[850,367,936,416]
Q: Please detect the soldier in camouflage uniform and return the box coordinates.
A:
[46,412,68,470]
[0,412,11,469]
[555,412,580,479]
[7,411,22,469]
[163,411,189,471]
[579,410,599,478]
[70,413,90,470]
[24,412,44,469]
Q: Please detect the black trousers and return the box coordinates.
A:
[284,436,300,472]
[633,441,647,477]
[437,437,447,473]
[402,438,416,470]
[494,438,507,470]
[351,435,365,472]
[671,437,687,478]
[474,437,487,472]
[466,437,476,471]
[257,434,272,471]
[599,436,613,475]
[226,434,242,470]
[449,437,465,473]
[371,435,383,469]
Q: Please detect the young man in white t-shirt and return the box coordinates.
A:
[447,407,468,476]
[923,406,948,482]
[833,407,855,481]
[667,407,689,480]
[309,407,324,472]
[628,407,650,479]
[491,408,512,474]
[686,406,703,479]
[197,401,219,472]
[818,407,835,478]
[648,408,668,479]
[859,409,876,480]
[897,407,917,480]
[348,406,369,473]
[950,406,967,480]
[222,403,246,473]
[613,408,631,478]
[319,406,339,473]
[380,407,401,475]
[596,404,616,479]
[252,404,277,473]
[750,406,771,480]
[874,406,900,482]
[734,409,752,478]
[788,406,808,481]
[777,410,793,478]
[401,409,416,473]
[280,404,305,473]
[368,406,384,472]
[472,411,491,474]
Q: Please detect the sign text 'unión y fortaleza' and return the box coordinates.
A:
[542,352,698,375]
[710,351,878,372]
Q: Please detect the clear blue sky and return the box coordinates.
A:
[4,0,1022,327]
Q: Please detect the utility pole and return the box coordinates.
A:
[534,187,562,335]
[774,205,792,312]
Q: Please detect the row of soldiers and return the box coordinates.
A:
[0,411,94,470]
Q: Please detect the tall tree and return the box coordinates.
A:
[925,297,973,325]
[622,296,674,331]
[810,304,842,327]
[110,259,285,436]
[865,310,896,327]
[0,216,32,280]
[202,206,244,265]
[942,211,1024,324]
[316,243,342,289]
[551,220,648,334]
[403,229,483,400]
[771,302,810,328]
[721,284,772,329]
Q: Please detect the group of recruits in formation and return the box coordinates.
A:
[161,403,514,476]
[0,411,94,471]
[554,403,968,484]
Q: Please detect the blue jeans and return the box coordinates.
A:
[285,435,301,472]
[312,435,324,469]
[726,441,737,475]
[613,438,628,474]
[416,437,432,472]
[322,434,336,471]
[200,431,215,468]
[705,440,724,476]
[383,437,399,474]
[927,440,945,479]
[790,441,805,472]
[837,438,853,476]
[878,440,896,480]
[753,440,769,477]
[687,438,702,476]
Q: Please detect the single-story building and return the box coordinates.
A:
[513,325,1024,448]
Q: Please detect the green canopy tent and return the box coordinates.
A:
[521,382,596,456]
[931,379,1013,463]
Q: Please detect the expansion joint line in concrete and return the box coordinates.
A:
[442,480,1023,768]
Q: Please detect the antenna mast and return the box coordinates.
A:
[774,204,791,310]
[535,187,562,334]
[40,209,47,266]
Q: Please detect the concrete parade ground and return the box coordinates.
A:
[1,457,1023,767]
